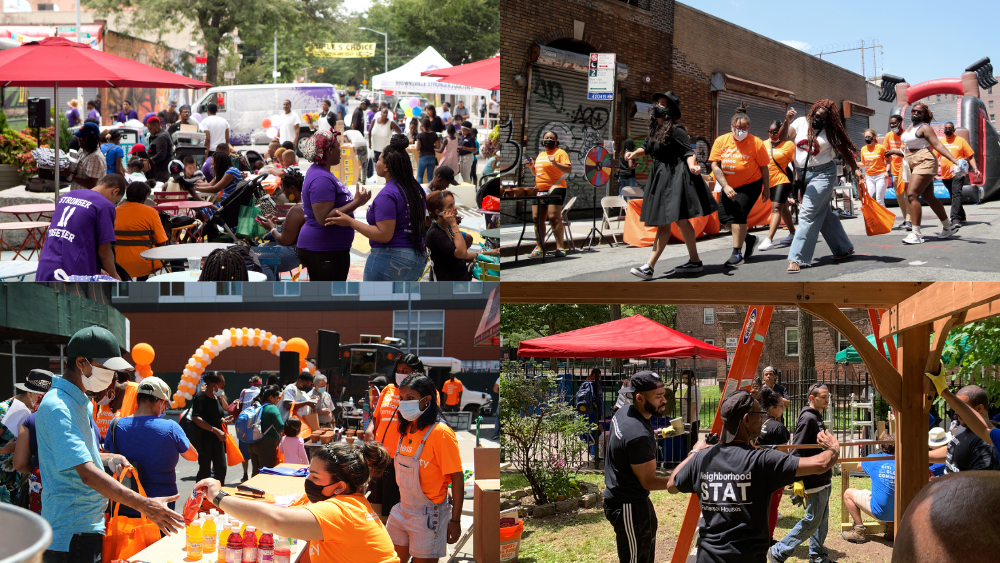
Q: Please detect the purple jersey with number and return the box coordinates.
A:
[36,190,117,281]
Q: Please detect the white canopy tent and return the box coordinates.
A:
[372,46,490,96]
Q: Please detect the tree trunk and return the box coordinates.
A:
[206,52,220,86]
[610,305,623,376]
[798,308,815,376]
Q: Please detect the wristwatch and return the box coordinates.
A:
[212,490,230,507]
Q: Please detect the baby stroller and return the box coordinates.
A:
[201,174,269,245]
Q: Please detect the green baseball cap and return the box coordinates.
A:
[67,326,133,371]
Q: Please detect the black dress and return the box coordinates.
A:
[639,125,718,227]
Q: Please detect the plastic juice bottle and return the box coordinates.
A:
[226,530,243,563]
[273,537,291,563]
[203,515,217,553]
[258,533,274,563]
[187,519,204,561]
[218,522,232,563]
[242,526,258,563]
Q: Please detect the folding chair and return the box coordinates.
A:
[601,195,628,246]
[171,219,203,244]
[114,229,161,275]
[542,196,577,250]
[477,258,499,281]
[620,186,644,200]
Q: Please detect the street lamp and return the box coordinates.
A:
[358,27,388,76]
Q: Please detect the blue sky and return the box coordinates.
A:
[682,0,1000,84]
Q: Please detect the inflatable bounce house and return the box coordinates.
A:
[880,57,1000,206]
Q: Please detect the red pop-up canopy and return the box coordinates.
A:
[422,56,499,91]
[517,315,727,359]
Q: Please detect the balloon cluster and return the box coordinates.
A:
[170,329,315,409]
[404,96,423,119]
[131,343,155,382]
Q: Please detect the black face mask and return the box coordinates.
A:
[653,105,669,119]
[542,138,556,148]
[865,136,874,144]
[944,128,955,136]
[811,116,826,132]
[304,479,342,503]
[911,114,922,124]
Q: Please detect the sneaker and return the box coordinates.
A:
[842,524,868,544]
[758,237,774,251]
[903,220,913,231]
[744,234,759,260]
[672,260,703,274]
[938,224,958,239]
[902,232,924,245]
[630,264,654,280]
[780,234,795,245]
[724,251,744,267]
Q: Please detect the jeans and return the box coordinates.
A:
[364,246,427,281]
[771,486,831,563]
[787,162,853,265]
[43,533,103,563]
[943,176,966,222]
[259,241,302,281]
[417,155,436,183]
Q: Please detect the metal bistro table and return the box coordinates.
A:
[0,203,56,222]
[139,242,232,262]
[0,261,38,281]
[153,200,215,213]
[500,194,563,263]
[0,221,50,261]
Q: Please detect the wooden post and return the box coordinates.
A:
[894,325,931,524]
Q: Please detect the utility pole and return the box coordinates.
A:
[815,39,883,80]
[273,29,277,84]
[75,0,83,104]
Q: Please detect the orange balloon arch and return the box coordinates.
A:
[170,329,314,409]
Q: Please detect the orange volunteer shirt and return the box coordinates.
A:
[860,143,887,176]
[883,131,904,178]
[304,493,400,563]
[92,381,139,440]
[114,202,168,278]
[764,140,795,188]
[709,133,769,188]
[396,423,463,504]
[442,378,464,406]
[534,148,570,192]
[936,136,974,180]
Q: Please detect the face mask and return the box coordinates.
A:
[732,129,748,141]
[396,372,409,385]
[157,402,167,418]
[214,389,224,398]
[398,398,427,421]
[811,117,825,132]
[944,128,955,136]
[652,105,668,119]
[304,479,343,503]
[911,114,922,124]
[865,137,874,144]
[83,361,116,394]
[316,386,326,393]
[541,138,555,148]
[98,391,114,406]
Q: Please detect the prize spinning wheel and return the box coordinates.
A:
[584,146,612,187]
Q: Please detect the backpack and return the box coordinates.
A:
[575,381,597,416]
[236,403,266,443]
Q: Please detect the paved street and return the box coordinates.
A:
[502,199,1000,281]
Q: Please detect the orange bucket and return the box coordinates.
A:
[499,521,524,563]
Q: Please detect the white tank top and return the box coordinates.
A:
[901,125,930,151]
[370,119,394,153]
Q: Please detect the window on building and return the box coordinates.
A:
[937,95,942,101]
[160,282,184,296]
[462,360,500,372]
[216,282,242,296]
[704,339,715,346]
[453,282,483,294]
[393,310,444,357]
[111,283,129,297]
[990,87,994,94]
[837,333,851,352]
[393,282,420,294]
[37,4,56,10]
[273,282,300,297]
[785,327,799,356]
[331,282,360,295]
[992,114,996,122]
[703,307,715,324]
[991,101,995,109]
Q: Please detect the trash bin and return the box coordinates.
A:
[0,503,52,563]
[499,521,524,563]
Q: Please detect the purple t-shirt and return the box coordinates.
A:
[201,159,214,182]
[366,179,425,251]
[66,108,80,127]
[298,165,355,252]
[36,190,117,281]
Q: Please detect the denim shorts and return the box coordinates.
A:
[364,246,427,281]
[386,500,451,559]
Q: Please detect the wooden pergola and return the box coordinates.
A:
[504,281,1000,524]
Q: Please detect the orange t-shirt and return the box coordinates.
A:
[304,493,400,563]
[92,382,139,441]
[883,131,904,177]
[860,143,887,176]
[533,148,570,191]
[442,378,464,406]
[114,202,169,278]
[396,422,463,504]
[372,384,443,458]
[709,133,769,188]
[764,140,794,188]
[935,136,974,180]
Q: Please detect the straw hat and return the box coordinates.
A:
[928,427,953,448]
[67,99,79,108]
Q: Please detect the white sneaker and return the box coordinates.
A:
[902,232,924,245]
[938,223,958,239]
[758,238,774,251]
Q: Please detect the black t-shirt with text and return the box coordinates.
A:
[758,418,790,447]
[944,425,1000,473]
[603,405,657,502]
[674,443,799,563]
[791,406,831,489]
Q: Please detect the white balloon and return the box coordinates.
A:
[203,340,212,348]
[279,341,286,350]
[236,338,243,347]
[266,342,274,351]
[222,329,231,339]
[209,345,219,354]
[183,369,192,377]
[269,335,277,344]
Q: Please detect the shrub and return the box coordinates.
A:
[0,128,39,181]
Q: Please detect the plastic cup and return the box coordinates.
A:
[188,257,201,270]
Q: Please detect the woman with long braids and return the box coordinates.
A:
[759,120,797,251]
[198,247,249,281]
[385,374,464,562]
[296,129,371,281]
[777,101,859,273]
[327,134,428,281]
[709,102,770,266]
[626,92,717,280]
[899,102,960,244]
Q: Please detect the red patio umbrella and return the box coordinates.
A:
[421,56,498,79]
[0,37,212,191]
[435,57,499,91]
[474,286,501,346]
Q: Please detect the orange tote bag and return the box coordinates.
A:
[859,181,894,236]
[103,466,161,563]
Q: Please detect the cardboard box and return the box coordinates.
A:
[475,447,501,479]
[335,120,345,133]
[473,479,500,563]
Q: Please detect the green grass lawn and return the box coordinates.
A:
[506,470,895,563]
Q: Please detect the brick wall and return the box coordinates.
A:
[980,80,1000,124]
[674,305,873,379]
